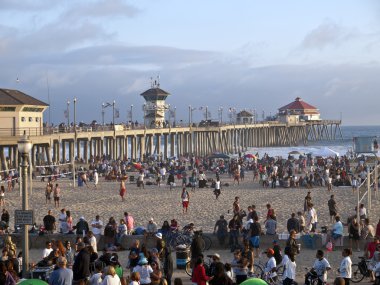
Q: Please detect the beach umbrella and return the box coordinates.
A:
[288,150,303,155]
[241,278,268,285]
[18,279,49,285]
[132,162,142,170]
[244,154,256,159]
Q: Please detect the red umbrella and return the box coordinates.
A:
[244,154,256,159]
[132,162,142,170]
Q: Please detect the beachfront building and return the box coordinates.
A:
[236,110,254,124]
[277,97,320,124]
[0,88,48,136]
[140,80,170,128]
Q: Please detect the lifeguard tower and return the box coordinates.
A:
[140,77,170,128]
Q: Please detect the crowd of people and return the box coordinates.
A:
[0,151,380,285]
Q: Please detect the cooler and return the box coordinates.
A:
[176,247,190,269]
[31,266,55,281]
[301,234,317,249]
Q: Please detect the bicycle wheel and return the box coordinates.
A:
[251,264,264,278]
[185,260,192,276]
[276,265,284,277]
[202,235,212,250]
[351,263,365,283]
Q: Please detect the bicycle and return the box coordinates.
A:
[168,229,212,251]
[351,256,371,283]
[250,252,284,285]
[185,254,213,276]
[304,270,326,285]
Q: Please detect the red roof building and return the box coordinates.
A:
[278,97,320,123]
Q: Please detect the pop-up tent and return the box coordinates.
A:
[312,147,339,157]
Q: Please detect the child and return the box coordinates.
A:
[129,271,140,285]
[224,263,233,281]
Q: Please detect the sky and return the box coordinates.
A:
[1,0,380,126]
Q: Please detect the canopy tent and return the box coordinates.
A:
[288,150,304,155]
[312,147,339,157]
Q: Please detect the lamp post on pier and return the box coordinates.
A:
[102,103,105,126]
[66,100,70,129]
[17,133,32,278]
[130,104,133,123]
[218,107,223,124]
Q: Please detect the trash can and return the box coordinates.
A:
[176,247,190,269]
[301,234,317,249]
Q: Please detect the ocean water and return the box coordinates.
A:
[247,125,380,158]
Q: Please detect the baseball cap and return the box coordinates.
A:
[266,248,274,255]
[155,233,162,239]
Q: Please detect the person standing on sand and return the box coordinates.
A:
[119,180,126,201]
[304,192,312,213]
[328,195,338,223]
[233,197,240,215]
[181,187,190,214]
[53,183,61,208]
[93,169,99,188]
[45,182,52,204]
[214,177,221,200]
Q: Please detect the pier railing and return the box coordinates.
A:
[0,119,342,138]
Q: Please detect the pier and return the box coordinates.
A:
[0,120,342,170]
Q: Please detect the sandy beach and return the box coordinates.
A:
[5,170,379,233]
[4,170,380,284]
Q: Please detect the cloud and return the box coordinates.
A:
[0,0,58,11]
[61,0,140,22]
[301,19,358,50]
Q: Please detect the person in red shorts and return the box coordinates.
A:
[181,187,190,214]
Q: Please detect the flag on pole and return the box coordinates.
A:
[199,107,203,110]
[64,110,68,118]
[115,108,120,118]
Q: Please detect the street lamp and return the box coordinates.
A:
[218,107,223,124]
[143,104,146,127]
[17,133,32,278]
[73,98,77,135]
[67,100,70,129]
[174,106,176,127]
[130,104,133,123]
[112,101,116,130]
[102,103,105,126]
[205,106,208,121]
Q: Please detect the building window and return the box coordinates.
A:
[36,117,40,122]
[29,117,33,122]
[21,117,26,122]
[0,107,16,111]
[22,107,44,112]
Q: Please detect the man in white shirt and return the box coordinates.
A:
[91,215,103,238]
[42,241,53,259]
[307,204,318,232]
[87,231,97,253]
[58,208,67,233]
[305,250,331,285]
[264,248,277,280]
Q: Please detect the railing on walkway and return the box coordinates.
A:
[0,119,341,138]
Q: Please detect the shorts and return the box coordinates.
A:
[250,236,260,248]
[54,197,60,201]
[182,201,189,208]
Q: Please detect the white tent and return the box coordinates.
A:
[312,147,339,157]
